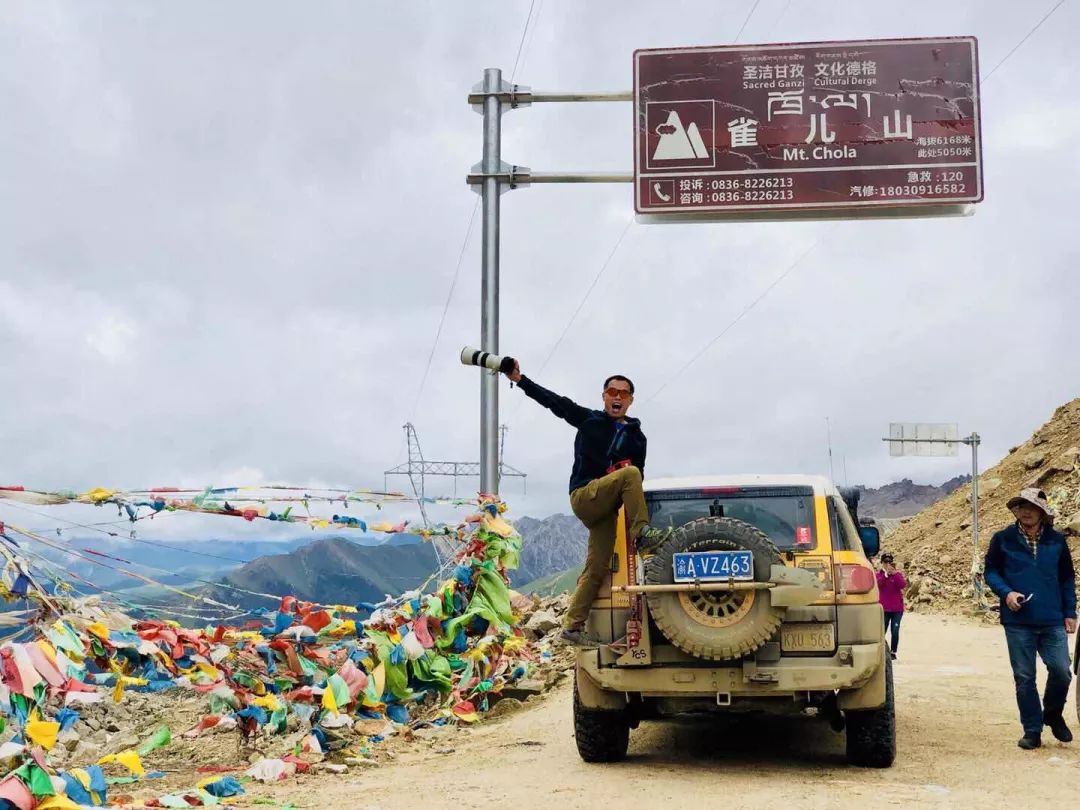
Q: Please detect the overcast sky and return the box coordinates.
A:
[2,0,1078,543]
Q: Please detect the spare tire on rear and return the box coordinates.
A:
[644,517,784,661]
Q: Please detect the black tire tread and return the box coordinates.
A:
[845,654,896,768]
[573,678,630,763]
[643,517,784,661]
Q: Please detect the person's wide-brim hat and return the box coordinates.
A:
[1006,487,1055,517]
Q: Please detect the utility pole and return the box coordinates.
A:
[466,72,632,494]
[478,67,503,496]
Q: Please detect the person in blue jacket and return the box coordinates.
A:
[984,487,1077,750]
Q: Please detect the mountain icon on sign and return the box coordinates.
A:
[652,110,710,161]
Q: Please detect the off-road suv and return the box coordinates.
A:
[573,474,894,767]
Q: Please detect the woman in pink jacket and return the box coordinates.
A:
[877,552,907,660]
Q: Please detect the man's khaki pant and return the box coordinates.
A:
[564,466,651,630]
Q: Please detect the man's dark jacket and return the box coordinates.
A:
[984,522,1077,626]
[517,376,646,493]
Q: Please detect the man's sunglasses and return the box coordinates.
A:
[604,387,633,400]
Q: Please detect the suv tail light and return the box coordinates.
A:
[835,564,876,594]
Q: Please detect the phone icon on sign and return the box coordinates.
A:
[653,182,671,202]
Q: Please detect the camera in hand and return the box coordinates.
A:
[460,346,517,375]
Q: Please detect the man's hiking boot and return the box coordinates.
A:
[1046,715,1074,743]
[559,627,601,649]
[636,525,673,555]
[1018,733,1042,750]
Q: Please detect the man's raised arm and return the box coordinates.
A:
[506,361,591,428]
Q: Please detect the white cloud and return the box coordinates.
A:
[85,315,137,360]
[0,280,139,362]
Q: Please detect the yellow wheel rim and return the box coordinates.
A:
[678,588,756,628]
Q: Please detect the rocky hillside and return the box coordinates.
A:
[857,475,970,519]
[510,514,587,587]
[886,396,1080,617]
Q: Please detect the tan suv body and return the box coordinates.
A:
[573,474,894,767]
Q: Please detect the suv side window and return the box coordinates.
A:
[827,496,862,551]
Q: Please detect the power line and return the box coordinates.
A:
[507,0,537,83]
[983,0,1068,82]
[412,2,541,423]
[4,521,244,608]
[2,499,161,538]
[513,216,633,416]
[7,540,243,622]
[0,499,251,564]
[516,0,545,83]
[733,0,762,44]
[645,225,837,404]
[410,198,480,421]
[26,517,141,533]
[532,217,633,378]
[771,0,793,34]
[111,536,253,565]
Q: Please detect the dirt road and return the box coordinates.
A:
[283,614,1077,809]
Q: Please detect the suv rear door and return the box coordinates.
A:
[645,485,839,656]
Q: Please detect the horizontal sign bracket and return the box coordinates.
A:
[466,168,634,187]
[880,435,979,446]
[467,86,632,106]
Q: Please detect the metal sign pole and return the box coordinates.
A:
[970,433,980,552]
[479,67,503,495]
[882,426,984,605]
[467,75,631,494]
[969,432,982,603]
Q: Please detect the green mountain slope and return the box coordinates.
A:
[203,536,439,611]
[518,564,582,597]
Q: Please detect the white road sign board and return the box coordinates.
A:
[887,423,960,457]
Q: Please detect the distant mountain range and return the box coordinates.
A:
[16,531,421,609]
[509,514,587,587]
[855,475,971,519]
[202,536,440,611]
[30,535,312,593]
[11,513,589,618]
[186,514,587,612]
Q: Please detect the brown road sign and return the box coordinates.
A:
[634,37,982,215]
